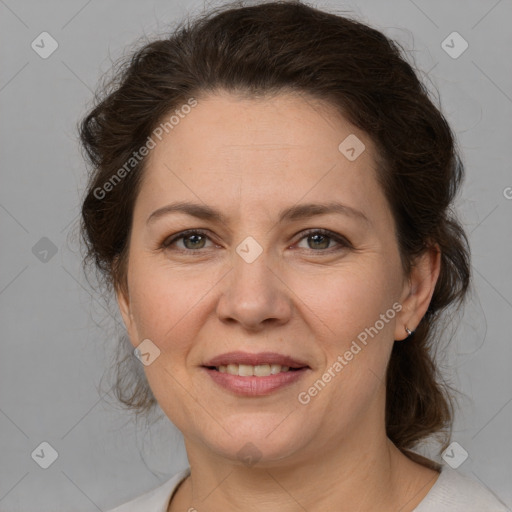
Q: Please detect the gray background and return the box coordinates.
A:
[1,0,511,510]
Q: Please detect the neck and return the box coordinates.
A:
[170,427,438,512]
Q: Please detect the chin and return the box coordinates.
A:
[196,415,314,467]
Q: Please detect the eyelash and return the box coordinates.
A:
[160,228,352,254]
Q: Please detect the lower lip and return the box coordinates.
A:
[203,367,308,396]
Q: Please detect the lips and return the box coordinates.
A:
[201,351,311,395]
[203,351,309,369]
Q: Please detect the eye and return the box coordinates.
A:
[295,228,351,252]
[161,229,213,251]
[161,228,351,254]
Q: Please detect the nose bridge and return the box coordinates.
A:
[216,233,291,328]
[234,234,274,291]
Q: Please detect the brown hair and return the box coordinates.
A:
[79,0,470,456]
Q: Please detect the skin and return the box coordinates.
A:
[116,90,441,512]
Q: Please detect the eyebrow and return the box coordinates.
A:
[146,200,370,226]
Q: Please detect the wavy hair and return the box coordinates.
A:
[79,1,470,458]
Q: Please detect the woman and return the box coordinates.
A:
[79,2,508,511]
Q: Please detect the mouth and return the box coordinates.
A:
[202,351,310,375]
[201,351,310,396]
[205,363,304,377]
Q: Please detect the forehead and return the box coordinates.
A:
[135,91,387,223]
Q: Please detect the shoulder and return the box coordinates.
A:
[413,466,510,512]
[105,468,191,512]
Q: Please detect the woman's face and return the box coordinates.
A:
[117,90,427,466]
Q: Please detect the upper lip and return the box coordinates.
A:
[203,351,310,369]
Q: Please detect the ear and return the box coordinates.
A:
[394,244,441,341]
[116,282,131,329]
[114,271,138,344]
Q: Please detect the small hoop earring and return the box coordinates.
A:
[405,326,413,337]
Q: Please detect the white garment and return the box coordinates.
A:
[105,465,510,511]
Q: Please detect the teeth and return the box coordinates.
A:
[238,364,253,377]
[216,364,292,376]
[254,364,270,376]
[271,364,285,375]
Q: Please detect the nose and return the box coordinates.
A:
[215,242,293,332]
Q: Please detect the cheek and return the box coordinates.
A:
[293,260,401,343]
[125,265,210,422]
[291,258,401,396]
[126,263,195,347]
[126,257,227,365]
[291,265,400,421]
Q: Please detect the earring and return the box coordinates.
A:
[405,326,413,337]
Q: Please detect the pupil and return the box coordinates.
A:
[185,234,204,249]
[310,234,329,250]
